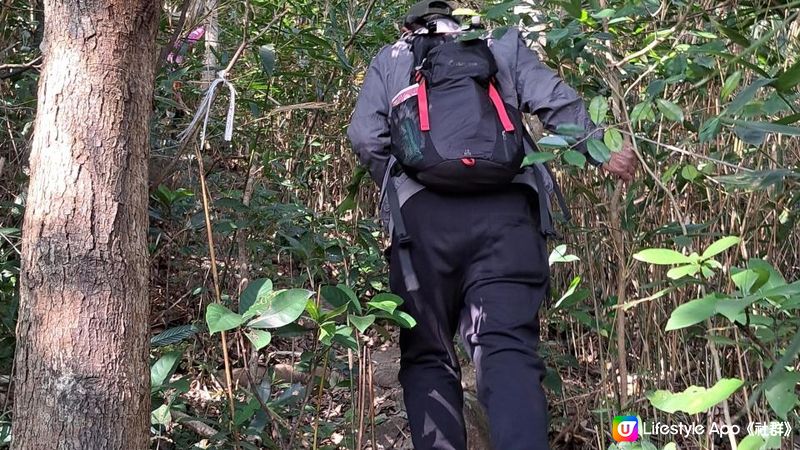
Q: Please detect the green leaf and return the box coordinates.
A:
[730,268,769,294]
[702,236,740,259]
[150,324,199,347]
[321,285,349,309]
[151,351,183,388]
[724,78,774,116]
[647,378,743,414]
[667,264,700,280]
[721,70,742,100]
[666,295,721,330]
[151,404,171,426]
[630,101,655,124]
[728,119,800,137]
[656,99,684,122]
[586,139,611,163]
[245,329,272,350]
[589,96,609,125]
[764,369,800,419]
[240,278,273,316]
[699,117,722,143]
[367,293,404,314]
[259,44,276,76]
[772,59,800,92]
[348,314,376,333]
[391,310,417,328]
[604,128,624,152]
[681,165,700,181]
[549,245,580,265]
[206,304,244,334]
[247,289,313,329]
[537,135,569,148]
[521,152,557,167]
[633,248,692,265]
[738,435,766,450]
[562,150,586,168]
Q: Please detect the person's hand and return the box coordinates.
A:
[602,142,637,182]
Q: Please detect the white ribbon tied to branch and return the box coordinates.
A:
[179,70,237,144]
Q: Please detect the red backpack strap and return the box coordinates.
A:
[417,75,430,131]
[488,82,515,132]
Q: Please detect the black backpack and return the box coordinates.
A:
[389,34,526,191]
[386,32,570,294]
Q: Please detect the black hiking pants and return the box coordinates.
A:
[389,186,550,450]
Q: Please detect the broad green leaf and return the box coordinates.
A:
[367,293,404,314]
[630,101,655,124]
[589,96,609,125]
[151,351,183,388]
[699,117,722,142]
[667,264,700,280]
[681,165,700,181]
[247,289,313,329]
[553,276,587,310]
[562,150,586,168]
[245,329,272,350]
[764,369,800,419]
[665,295,721,330]
[724,78,774,116]
[348,314,375,333]
[521,152,557,167]
[656,99,684,122]
[259,44,276,76]
[730,268,769,294]
[206,304,244,334]
[646,79,666,98]
[604,128,624,152]
[240,278,273,315]
[321,285,350,309]
[391,310,417,328]
[662,444,677,450]
[721,70,742,100]
[633,248,692,265]
[702,236,740,259]
[150,324,198,347]
[733,125,766,146]
[151,404,171,426]
[549,245,580,265]
[738,436,765,450]
[647,378,743,414]
[586,139,612,163]
[320,302,349,322]
[537,135,569,148]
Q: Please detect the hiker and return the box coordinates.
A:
[347,1,637,449]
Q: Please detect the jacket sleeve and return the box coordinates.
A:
[514,34,604,166]
[347,49,392,185]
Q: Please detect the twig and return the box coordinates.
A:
[194,142,240,449]
[221,5,289,76]
[618,131,756,173]
[343,0,379,50]
[0,56,42,80]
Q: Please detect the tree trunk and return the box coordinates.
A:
[13,1,159,449]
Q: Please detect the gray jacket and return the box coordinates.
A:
[347,27,602,232]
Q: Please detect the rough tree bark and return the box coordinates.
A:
[13,1,159,449]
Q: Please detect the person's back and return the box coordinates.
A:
[347,2,636,449]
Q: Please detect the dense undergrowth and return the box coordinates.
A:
[1,0,799,449]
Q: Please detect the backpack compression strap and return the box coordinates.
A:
[488,82,515,132]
